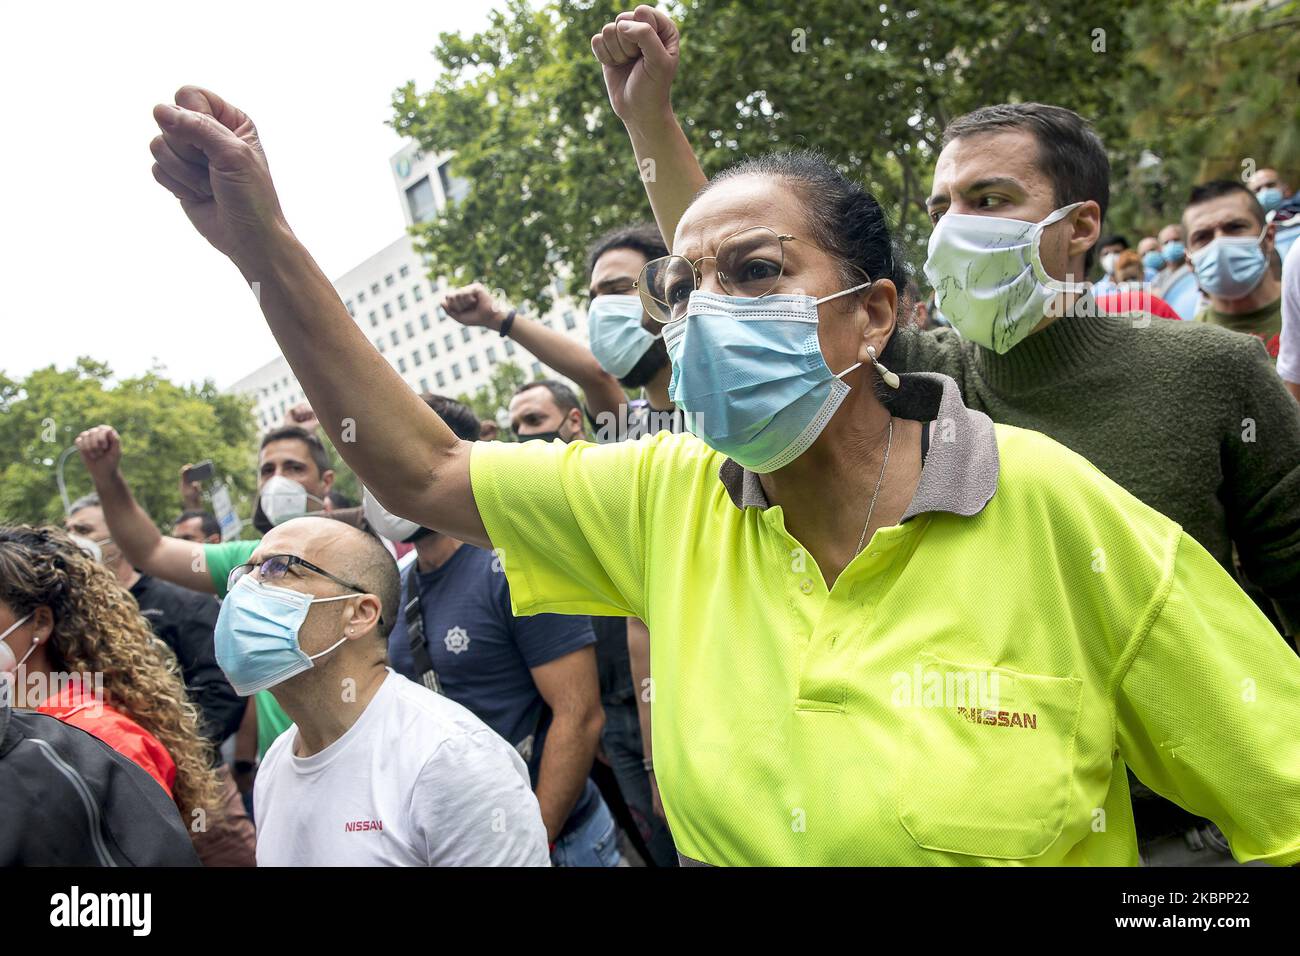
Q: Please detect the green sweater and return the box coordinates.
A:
[888,312,1300,634]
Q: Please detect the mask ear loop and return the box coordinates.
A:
[303,593,360,661]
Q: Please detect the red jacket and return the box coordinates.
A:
[38,677,177,798]
[1095,288,1182,321]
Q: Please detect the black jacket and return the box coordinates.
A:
[0,696,200,865]
[130,574,245,745]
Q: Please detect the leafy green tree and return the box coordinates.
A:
[0,358,259,531]
[393,0,1296,295]
[391,0,1148,296]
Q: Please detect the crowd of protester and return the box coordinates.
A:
[4,6,1299,868]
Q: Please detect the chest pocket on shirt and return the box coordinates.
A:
[895,654,1083,860]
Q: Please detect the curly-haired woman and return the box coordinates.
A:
[0,525,226,857]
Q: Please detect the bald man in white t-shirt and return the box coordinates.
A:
[221,517,548,866]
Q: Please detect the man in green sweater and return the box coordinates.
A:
[1185,179,1284,361]
[591,10,1300,865]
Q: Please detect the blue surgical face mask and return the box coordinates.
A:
[1142,250,1165,272]
[1162,240,1186,264]
[214,575,354,696]
[1189,224,1270,299]
[662,284,869,474]
[1256,187,1283,213]
[587,294,660,379]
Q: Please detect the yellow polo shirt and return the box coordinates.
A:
[470,372,1300,866]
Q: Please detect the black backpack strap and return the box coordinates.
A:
[403,564,442,695]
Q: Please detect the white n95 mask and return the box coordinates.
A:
[923,203,1088,354]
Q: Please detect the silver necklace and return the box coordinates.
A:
[855,417,894,556]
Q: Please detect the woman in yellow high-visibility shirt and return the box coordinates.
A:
[149,86,1300,866]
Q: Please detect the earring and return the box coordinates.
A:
[867,345,900,389]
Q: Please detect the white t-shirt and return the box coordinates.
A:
[254,669,550,866]
[1278,238,1300,385]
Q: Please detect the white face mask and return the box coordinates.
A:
[923,203,1088,354]
[259,475,325,527]
[361,488,423,543]
[0,613,36,677]
[1100,251,1119,277]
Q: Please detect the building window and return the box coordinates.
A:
[404,321,415,339]
[369,311,378,327]
[390,330,400,347]
[399,264,410,278]
[383,303,393,319]
[563,310,576,330]
[430,279,438,295]
[412,285,423,302]
[531,361,542,376]
[468,355,479,373]
[371,282,380,295]
[375,338,385,353]
[384,274,395,288]
[436,371,446,388]
[405,176,436,224]
[452,363,462,381]
[486,346,497,365]
[398,357,407,373]
[412,350,422,366]
[436,305,448,322]
[479,326,490,337]
[419,377,429,392]
[504,340,516,356]
[357,290,366,303]
[444,334,454,351]
[345,300,355,316]
[427,342,438,359]
[419,313,430,331]
[460,327,472,343]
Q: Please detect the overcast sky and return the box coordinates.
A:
[1,0,503,390]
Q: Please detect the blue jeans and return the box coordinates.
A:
[602,699,678,867]
[551,793,622,867]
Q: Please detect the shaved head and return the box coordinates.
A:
[257,517,400,641]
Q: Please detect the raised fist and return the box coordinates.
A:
[592,6,680,130]
[75,426,123,485]
[281,403,320,434]
[150,86,290,268]
[442,283,506,329]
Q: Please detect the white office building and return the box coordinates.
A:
[228,141,589,430]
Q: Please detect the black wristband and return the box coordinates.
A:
[498,308,517,337]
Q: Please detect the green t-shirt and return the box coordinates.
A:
[203,539,292,760]
[1195,296,1283,363]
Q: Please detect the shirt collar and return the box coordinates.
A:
[717,371,999,521]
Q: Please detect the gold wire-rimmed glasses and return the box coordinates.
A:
[634,226,872,324]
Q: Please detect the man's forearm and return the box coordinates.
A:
[533,709,603,842]
[627,617,653,763]
[235,233,461,518]
[626,108,708,248]
[97,469,165,569]
[504,312,627,420]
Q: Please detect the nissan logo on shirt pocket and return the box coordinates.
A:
[895,652,1084,861]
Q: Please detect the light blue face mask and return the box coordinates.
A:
[1162,240,1186,264]
[1256,187,1283,213]
[1142,250,1165,272]
[663,284,869,473]
[214,575,353,696]
[1189,224,1270,299]
[587,294,660,379]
